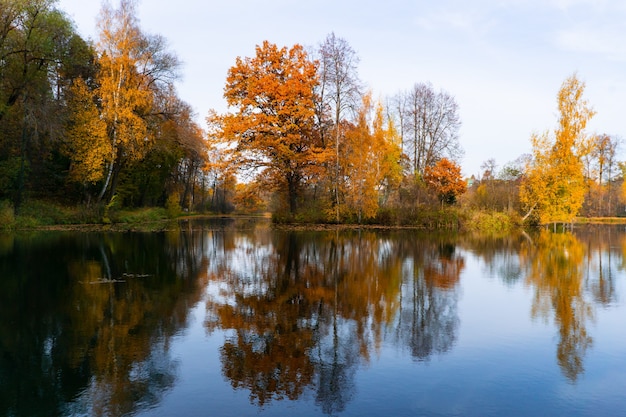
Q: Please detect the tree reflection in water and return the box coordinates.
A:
[2,221,623,415]
[521,229,594,381]
[204,228,463,411]
[393,237,462,360]
[0,230,208,417]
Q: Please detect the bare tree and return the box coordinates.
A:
[593,134,620,215]
[316,32,362,221]
[393,83,462,177]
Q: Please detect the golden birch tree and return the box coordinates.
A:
[371,102,403,206]
[94,0,179,203]
[95,0,150,202]
[520,74,595,224]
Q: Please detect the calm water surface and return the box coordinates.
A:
[1,219,626,416]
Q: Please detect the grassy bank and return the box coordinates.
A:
[574,217,626,224]
[0,200,176,231]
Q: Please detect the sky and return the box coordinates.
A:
[56,0,626,177]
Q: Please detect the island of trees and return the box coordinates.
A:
[1,0,623,230]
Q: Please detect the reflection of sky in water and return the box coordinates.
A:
[3,223,626,417]
[164,229,626,416]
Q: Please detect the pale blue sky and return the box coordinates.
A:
[58,0,626,176]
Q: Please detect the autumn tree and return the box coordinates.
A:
[213,41,323,215]
[342,93,379,222]
[341,94,402,222]
[371,101,403,207]
[424,158,466,206]
[95,0,179,203]
[520,74,595,225]
[121,92,207,209]
[62,78,110,193]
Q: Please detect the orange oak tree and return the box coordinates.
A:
[214,41,324,215]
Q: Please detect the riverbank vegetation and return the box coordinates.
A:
[1,0,624,232]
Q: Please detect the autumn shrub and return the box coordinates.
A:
[391,206,464,229]
[71,204,102,224]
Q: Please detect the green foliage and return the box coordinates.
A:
[17,200,73,226]
[372,206,464,229]
[0,157,23,199]
[371,208,397,226]
[111,207,169,224]
[0,200,15,230]
[166,192,182,218]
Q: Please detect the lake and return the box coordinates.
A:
[1,218,626,416]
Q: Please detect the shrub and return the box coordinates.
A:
[112,207,168,223]
[0,200,15,230]
[166,193,182,218]
[465,210,519,233]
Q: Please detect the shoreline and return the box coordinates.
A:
[3,213,626,233]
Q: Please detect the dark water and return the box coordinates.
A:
[1,219,626,416]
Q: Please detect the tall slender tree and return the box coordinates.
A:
[316,33,362,221]
[520,74,595,224]
[95,0,179,202]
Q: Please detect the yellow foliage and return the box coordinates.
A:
[64,78,110,184]
[340,94,403,222]
[521,230,592,380]
[520,74,594,224]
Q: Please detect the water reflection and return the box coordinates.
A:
[465,226,622,382]
[1,221,624,416]
[521,230,593,381]
[0,230,208,416]
[204,229,463,410]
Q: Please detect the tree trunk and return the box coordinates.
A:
[288,175,298,215]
